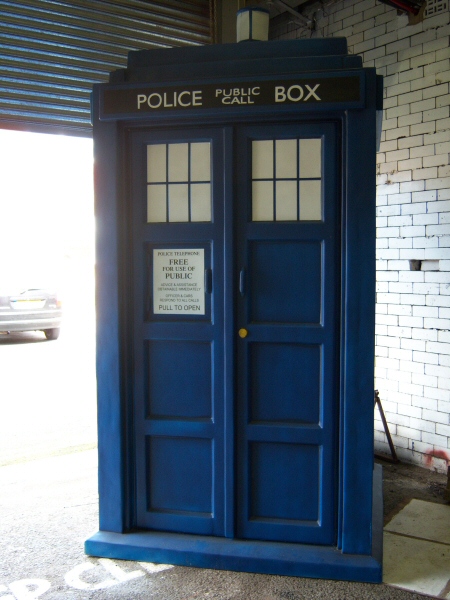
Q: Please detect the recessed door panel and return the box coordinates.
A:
[249,342,321,425]
[249,240,322,324]
[146,340,212,420]
[147,436,213,514]
[250,442,320,522]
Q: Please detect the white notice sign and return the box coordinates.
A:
[153,249,205,315]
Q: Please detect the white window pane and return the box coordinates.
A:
[252,180,273,221]
[190,142,211,182]
[276,139,297,179]
[191,183,211,222]
[276,180,297,221]
[168,184,189,222]
[300,180,322,220]
[251,10,269,41]
[236,10,250,42]
[168,143,189,182]
[147,185,166,222]
[147,144,166,183]
[252,140,273,179]
[300,139,322,178]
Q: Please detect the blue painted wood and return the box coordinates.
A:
[85,511,382,582]
[223,126,235,540]
[250,343,321,424]
[91,88,126,533]
[147,340,212,418]
[111,57,364,89]
[235,122,339,546]
[89,39,382,583]
[130,127,226,538]
[371,464,384,564]
[85,468,383,580]
[249,241,322,323]
[340,71,378,555]
[128,39,351,68]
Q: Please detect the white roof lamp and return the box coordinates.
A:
[236,6,270,42]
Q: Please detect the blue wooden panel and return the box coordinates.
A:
[340,106,377,555]
[128,39,350,68]
[250,343,321,424]
[147,436,212,515]
[250,442,319,522]
[90,40,381,583]
[91,99,125,534]
[147,340,212,419]
[236,122,339,546]
[131,127,226,538]
[250,241,322,324]
[86,457,384,578]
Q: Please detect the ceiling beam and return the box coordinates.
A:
[215,0,247,44]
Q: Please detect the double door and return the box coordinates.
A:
[131,121,340,546]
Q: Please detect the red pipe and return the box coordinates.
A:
[387,0,420,14]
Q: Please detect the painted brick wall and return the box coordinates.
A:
[271,0,450,473]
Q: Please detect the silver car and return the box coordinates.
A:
[0,286,62,340]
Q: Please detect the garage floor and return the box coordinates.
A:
[384,499,450,598]
[0,450,448,600]
[381,461,450,599]
[381,459,449,520]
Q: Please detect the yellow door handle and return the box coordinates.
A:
[238,328,248,338]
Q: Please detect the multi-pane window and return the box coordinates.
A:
[252,138,322,222]
[147,142,211,223]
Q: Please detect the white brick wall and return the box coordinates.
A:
[272,1,450,473]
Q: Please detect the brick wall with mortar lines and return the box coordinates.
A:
[271,0,450,473]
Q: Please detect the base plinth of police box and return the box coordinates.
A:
[85,466,383,584]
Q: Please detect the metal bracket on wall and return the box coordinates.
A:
[267,0,313,28]
[376,0,427,24]
[374,390,400,463]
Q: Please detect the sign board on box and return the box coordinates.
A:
[153,249,205,315]
[101,75,361,117]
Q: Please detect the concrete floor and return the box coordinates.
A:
[384,499,450,598]
[0,450,448,600]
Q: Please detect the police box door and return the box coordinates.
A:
[130,121,340,545]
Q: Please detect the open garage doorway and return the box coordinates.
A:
[0,129,97,466]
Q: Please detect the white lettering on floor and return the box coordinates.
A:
[0,559,173,598]
[3,580,51,600]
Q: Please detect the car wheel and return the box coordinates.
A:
[44,328,60,340]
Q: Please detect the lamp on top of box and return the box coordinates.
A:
[236,6,270,42]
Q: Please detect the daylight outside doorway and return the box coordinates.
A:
[0,129,97,465]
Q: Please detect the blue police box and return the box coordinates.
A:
[85,37,383,582]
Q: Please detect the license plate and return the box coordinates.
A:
[12,299,46,310]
